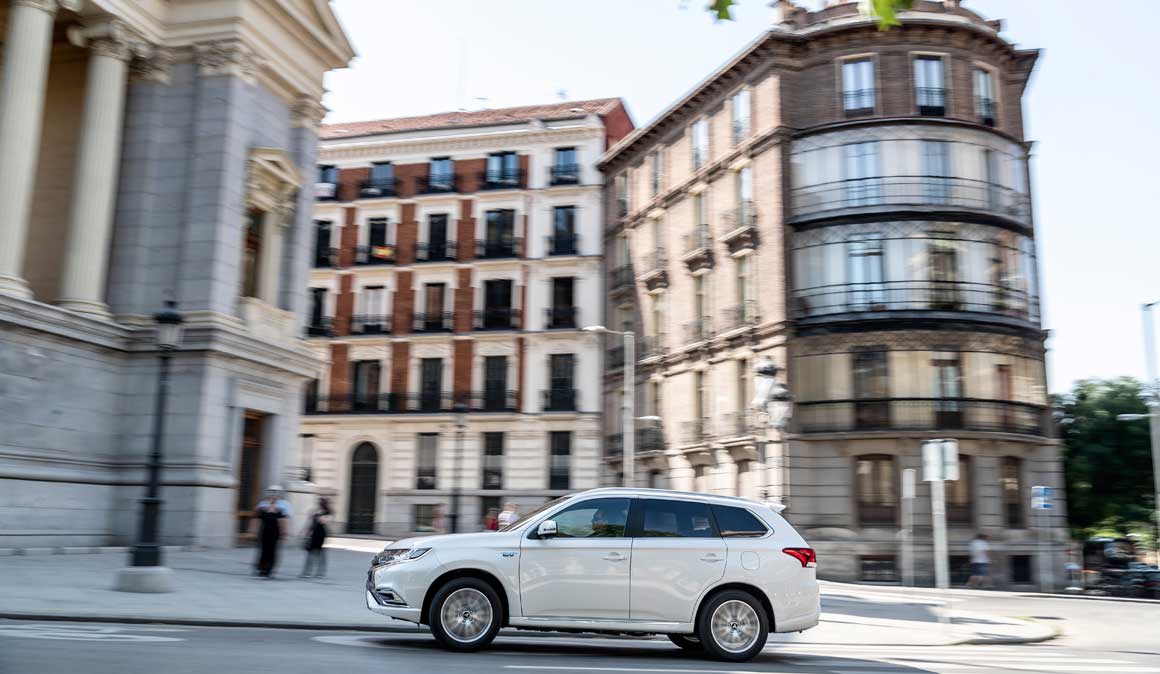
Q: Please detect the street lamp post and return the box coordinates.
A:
[752,358,792,504]
[115,301,183,593]
[450,402,468,533]
[584,325,634,486]
[1117,298,1160,564]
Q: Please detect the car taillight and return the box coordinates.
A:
[783,547,817,568]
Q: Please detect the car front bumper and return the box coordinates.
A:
[365,552,443,625]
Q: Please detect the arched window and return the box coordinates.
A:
[347,442,379,535]
[1001,456,1024,528]
[855,454,896,526]
[947,454,973,526]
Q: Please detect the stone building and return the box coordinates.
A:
[301,100,634,536]
[0,0,354,549]
[599,0,1067,587]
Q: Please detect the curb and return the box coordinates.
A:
[951,618,1061,646]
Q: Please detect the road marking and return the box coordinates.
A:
[504,667,793,673]
[0,624,185,642]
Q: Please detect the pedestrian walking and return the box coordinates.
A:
[300,496,331,578]
[253,486,288,578]
[497,502,520,528]
[483,507,500,531]
[967,533,991,588]
[432,504,447,534]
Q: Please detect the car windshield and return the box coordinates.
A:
[498,495,572,532]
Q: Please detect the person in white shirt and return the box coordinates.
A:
[497,502,520,528]
[967,533,991,588]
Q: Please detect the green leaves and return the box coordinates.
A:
[707,0,737,22]
[871,0,915,30]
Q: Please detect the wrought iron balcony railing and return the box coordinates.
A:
[542,387,578,412]
[609,265,634,292]
[474,307,520,331]
[412,311,453,333]
[976,97,998,127]
[475,238,520,259]
[304,317,333,338]
[545,306,578,329]
[916,87,946,116]
[791,175,1031,222]
[722,300,759,331]
[304,392,460,415]
[315,181,338,201]
[546,233,579,256]
[680,418,711,445]
[478,168,524,190]
[842,88,875,116]
[794,398,1048,436]
[415,240,457,263]
[358,178,397,198]
[350,314,391,336]
[792,280,1040,324]
[417,174,457,194]
[470,389,518,412]
[313,247,337,268]
[719,411,756,438]
[549,163,580,186]
[684,318,713,344]
[683,224,712,255]
[354,244,395,266]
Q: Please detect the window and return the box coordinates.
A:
[312,219,332,268]
[731,89,751,144]
[483,356,508,410]
[483,432,504,490]
[550,277,576,327]
[983,148,1001,211]
[549,497,629,538]
[693,464,708,493]
[651,294,666,350]
[692,119,709,170]
[367,217,391,258]
[914,56,945,115]
[947,455,973,526]
[847,233,884,308]
[649,151,662,197]
[308,288,327,330]
[853,350,889,430]
[482,279,514,329]
[486,151,519,184]
[483,209,516,257]
[860,556,898,582]
[614,174,629,217]
[693,274,707,326]
[421,282,446,330]
[242,210,263,298]
[547,354,576,410]
[1002,456,1025,528]
[352,361,380,411]
[844,142,880,205]
[554,147,577,169]
[358,286,386,333]
[549,431,572,490]
[413,504,438,532]
[552,147,579,185]
[318,165,338,184]
[1011,554,1033,584]
[370,161,393,184]
[429,157,453,190]
[736,359,750,420]
[416,433,438,489]
[855,454,896,526]
[419,358,443,411]
[551,206,576,255]
[712,505,769,537]
[932,356,963,428]
[928,236,960,309]
[974,68,997,125]
[923,140,951,204]
[736,166,753,206]
[639,499,715,538]
[842,59,875,114]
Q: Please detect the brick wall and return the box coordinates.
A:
[339,205,358,267]
[455,158,485,194]
[390,341,410,395]
[601,102,635,149]
[397,203,417,265]
[457,199,475,262]
[454,267,473,333]
[329,343,350,398]
[335,274,353,335]
[392,270,413,334]
[453,339,473,399]
[338,166,369,203]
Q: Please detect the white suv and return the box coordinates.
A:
[366,488,819,661]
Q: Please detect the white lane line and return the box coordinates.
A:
[504,667,792,673]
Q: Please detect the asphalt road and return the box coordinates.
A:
[2,619,1158,674]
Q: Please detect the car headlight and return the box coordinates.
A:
[372,548,431,567]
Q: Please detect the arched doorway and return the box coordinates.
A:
[347,442,379,534]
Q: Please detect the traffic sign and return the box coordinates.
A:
[1031,485,1053,510]
[922,439,959,482]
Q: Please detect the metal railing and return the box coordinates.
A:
[358,178,397,198]
[354,244,395,266]
[542,387,578,412]
[545,306,577,329]
[350,314,391,335]
[790,175,1031,222]
[313,247,337,268]
[842,88,875,115]
[641,248,668,276]
[411,311,453,333]
[641,334,667,359]
[470,389,518,412]
[683,224,712,255]
[792,280,1040,323]
[315,182,338,201]
[684,318,712,344]
[415,240,457,263]
[478,168,524,190]
[722,300,759,331]
[680,418,711,445]
[474,307,520,331]
[719,411,755,437]
[546,233,579,256]
[638,426,664,452]
[720,200,757,233]
[549,164,580,185]
[304,392,461,415]
[417,174,457,194]
[794,398,1048,436]
[976,97,997,126]
[304,318,333,338]
[916,87,946,116]
[475,238,521,259]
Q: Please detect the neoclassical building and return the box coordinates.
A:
[0,0,353,548]
[600,0,1066,586]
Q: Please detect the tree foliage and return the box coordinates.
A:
[707,0,916,30]
[1056,378,1157,539]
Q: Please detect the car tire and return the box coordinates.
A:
[427,578,503,652]
[696,589,769,662]
[667,633,703,651]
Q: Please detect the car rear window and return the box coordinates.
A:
[712,505,769,537]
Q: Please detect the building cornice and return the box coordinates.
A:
[320,126,606,163]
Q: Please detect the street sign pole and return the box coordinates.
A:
[1032,485,1054,593]
[922,439,957,593]
[901,468,916,587]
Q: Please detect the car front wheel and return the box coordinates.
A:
[697,590,769,662]
[428,578,503,652]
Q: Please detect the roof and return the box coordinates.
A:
[321,98,624,140]
[577,487,784,511]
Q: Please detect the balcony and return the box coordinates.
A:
[641,334,667,360]
[790,175,1031,224]
[916,87,946,116]
[475,238,520,260]
[607,345,625,369]
[546,233,579,256]
[638,249,669,291]
[843,89,875,117]
[719,411,756,439]
[354,244,395,266]
[304,317,333,338]
[542,387,578,412]
[412,311,453,333]
[721,300,759,332]
[304,392,468,414]
[545,306,578,330]
[416,174,457,194]
[792,281,1040,326]
[605,428,665,459]
[976,97,998,127]
[720,201,758,254]
[314,181,338,201]
[358,178,397,199]
[795,398,1048,436]
[415,240,457,263]
[680,418,711,445]
[350,314,391,336]
[609,265,634,294]
[474,307,520,331]
[470,389,518,413]
[478,168,524,191]
[682,224,713,272]
[549,164,580,186]
[312,247,337,268]
[684,318,712,344]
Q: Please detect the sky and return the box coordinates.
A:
[323,0,1160,394]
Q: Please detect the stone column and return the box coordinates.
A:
[0,0,68,298]
[58,29,133,317]
[256,207,287,305]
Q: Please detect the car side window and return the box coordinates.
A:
[711,505,769,537]
[639,499,716,538]
[548,497,631,538]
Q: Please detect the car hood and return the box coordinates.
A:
[387,531,516,550]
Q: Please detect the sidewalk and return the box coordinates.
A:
[0,544,1052,646]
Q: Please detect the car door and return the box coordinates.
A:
[629,497,726,623]
[519,497,632,620]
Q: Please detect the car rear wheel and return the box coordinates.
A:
[667,633,703,651]
[427,578,503,652]
[697,590,768,662]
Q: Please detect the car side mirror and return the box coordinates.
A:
[536,520,558,538]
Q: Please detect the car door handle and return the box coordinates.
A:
[602,553,628,562]
[700,554,724,563]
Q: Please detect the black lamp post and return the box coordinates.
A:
[130,301,184,567]
[449,402,468,533]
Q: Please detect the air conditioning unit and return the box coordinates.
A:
[314,182,336,198]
